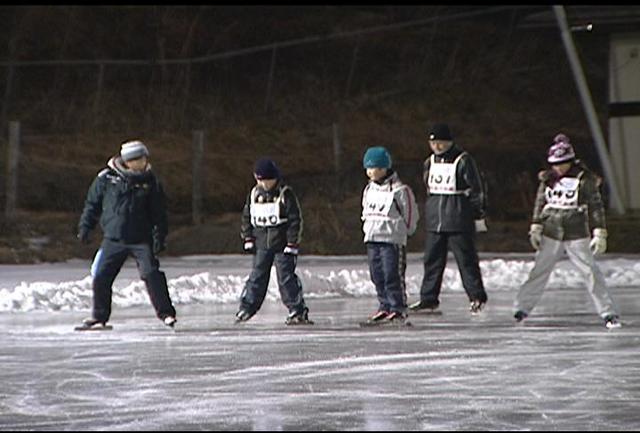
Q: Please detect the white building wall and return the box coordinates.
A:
[609,33,640,210]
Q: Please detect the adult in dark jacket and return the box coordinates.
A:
[409,123,489,314]
[235,158,312,325]
[77,140,176,329]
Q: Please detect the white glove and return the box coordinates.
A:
[283,244,299,255]
[529,224,543,251]
[243,239,255,253]
[474,219,488,233]
[589,228,607,255]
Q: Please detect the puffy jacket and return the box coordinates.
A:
[78,156,168,244]
[422,144,486,232]
[361,170,419,246]
[532,160,606,241]
[240,180,303,251]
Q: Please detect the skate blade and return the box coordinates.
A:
[359,320,413,328]
[285,320,315,326]
[409,309,442,316]
[74,324,113,331]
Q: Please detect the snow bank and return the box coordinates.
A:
[0,256,638,312]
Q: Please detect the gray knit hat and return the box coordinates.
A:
[120,140,149,161]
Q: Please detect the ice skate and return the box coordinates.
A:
[284,308,314,326]
[163,316,177,328]
[360,310,412,328]
[514,310,528,322]
[408,300,441,315]
[604,315,621,329]
[385,311,412,326]
[74,317,112,331]
[469,300,485,314]
[364,310,389,324]
[234,309,255,323]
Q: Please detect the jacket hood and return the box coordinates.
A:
[108,155,153,180]
[540,159,587,186]
[373,169,396,185]
[431,142,462,161]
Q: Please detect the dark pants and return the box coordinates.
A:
[367,242,406,314]
[419,231,487,305]
[90,238,176,322]
[239,249,307,315]
[399,245,407,305]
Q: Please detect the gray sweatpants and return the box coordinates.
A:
[514,236,618,319]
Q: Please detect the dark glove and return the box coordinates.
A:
[77,228,90,244]
[243,238,256,254]
[153,236,166,255]
[283,243,299,256]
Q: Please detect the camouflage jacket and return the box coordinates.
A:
[531,160,606,241]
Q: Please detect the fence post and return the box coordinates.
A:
[93,63,104,119]
[264,45,278,113]
[181,62,192,130]
[345,38,360,98]
[192,129,204,225]
[1,62,15,131]
[332,122,342,173]
[5,120,20,220]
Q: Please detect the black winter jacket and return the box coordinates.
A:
[422,144,486,232]
[240,180,303,251]
[78,156,168,244]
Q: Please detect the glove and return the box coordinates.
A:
[528,223,543,251]
[589,228,607,255]
[243,238,256,254]
[283,243,299,256]
[153,236,166,255]
[474,219,488,233]
[77,228,90,244]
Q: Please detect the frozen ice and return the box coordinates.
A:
[1,253,639,430]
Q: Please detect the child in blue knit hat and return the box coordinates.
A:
[235,158,313,325]
[360,146,419,326]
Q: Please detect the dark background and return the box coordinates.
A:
[0,5,637,263]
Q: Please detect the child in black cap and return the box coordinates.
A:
[235,158,312,325]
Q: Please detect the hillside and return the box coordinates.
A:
[0,6,636,263]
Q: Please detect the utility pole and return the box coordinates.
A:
[553,5,625,214]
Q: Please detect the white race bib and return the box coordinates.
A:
[363,188,395,219]
[250,202,283,227]
[428,154,464,195]
[545,177,580,209]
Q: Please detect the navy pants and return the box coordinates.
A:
[90,238,176,322]
[367,242,406,314]
[239,248,307,315]
[419,231,487,305]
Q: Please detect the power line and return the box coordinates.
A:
[0,6,535,67]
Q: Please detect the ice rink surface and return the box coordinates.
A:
[1,253,640,430]
[2,290,640,430]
